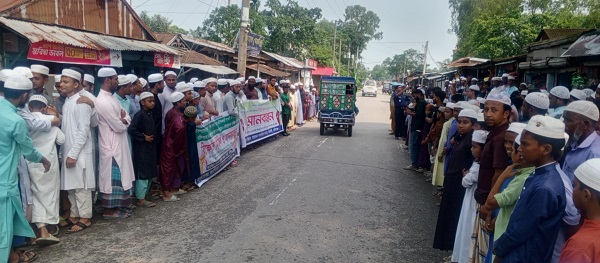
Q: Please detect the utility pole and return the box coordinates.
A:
[347,43,351,76]
[237,0,250,75]
[338,39,342,75]
[420,41,428,86]
[332,21,337,69]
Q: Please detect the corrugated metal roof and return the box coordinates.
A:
[182,35,235,54]
[180,50,223,66]
[0,17,177,54]
[246,63,290,77]
[262,51,304,69]
[182,63,238,75]
[536,29,592,41]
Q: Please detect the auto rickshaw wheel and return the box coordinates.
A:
[320,123,325,135]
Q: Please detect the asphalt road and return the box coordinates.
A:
[35,92,446,263]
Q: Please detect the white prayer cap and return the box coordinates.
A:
[564,100,600,121]
[4,75,33,90]
[311,88,316,91]
[438,106,445,112]
[455,101,468,109]
[458,108,478,120]
[164,71,177,77]
[549,86,570,100]
[507,76,515,80]
[203,77,217,84]
[279,79,286,85]
[256,78,263,83]
[491,77,502,81]
[29,94,48,105]
[524,115,565,139]
[471,78,478,81]
[236,77,245,82]
[30,64,49,75]
[570,89,587,101]
[191,91,200,100]
[62,69,81,82]
[525,92,549,110]
[477,112,484,122]
[194,81,206,88]
[468,99,479,107]
[468,85,480,91]
[521,90,529,96]
[117,75,131,86]
[583,88,595,98]
[460,77,466,80]
[443,99,449,104]
[507,122,527,135]
[408,103,415,109]
[502,73,509,78]
[148,73,163,83]
[477,97,486,104]
[228,79,241,86]
[486,92,512,106]
[126,74,138,84]
[190,77,198,83]
[170,91,184,103]
[139,92,153,101]
[515,133,522,146]
[98,67,117,77]
[53,75,61,83]
[0,69,15,81]
[445,102,456,109]
[83,74,95,84]
[139,78,147,87]
[473,130,489,144]
[217,79,228,86]
[13,66,33,78]
[290,84,297,90]
[176,82,192,93]
[574,158,600,191]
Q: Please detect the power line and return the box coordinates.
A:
[142,11,209,14]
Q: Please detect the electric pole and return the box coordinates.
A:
[338,39,342,75]
[347,43,351,76]
[332,20,337,69]
[237,0,250,75]
[420,41,428,86]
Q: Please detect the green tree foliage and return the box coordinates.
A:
[341,5,383,59]
[449,0,600,59]
[370,64,390,81]
[189,2,266,45]
[140,11,187,34]
[381,49,426,80]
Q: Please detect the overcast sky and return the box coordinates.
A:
[133,0,457,70]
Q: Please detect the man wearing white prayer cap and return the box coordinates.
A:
[29,65,54,107]
[466,85,480,101]
[506,75,518,96]
[213,79,229,113]
[521,92,549,123]
[158,71,178,134]
[82,74,95,92]
[243,75,259,100]
[200,78,219,116]
[95,69,136,220]
[189,77,198,83]
[548,86,570,119]
[175,82,193,102]
[570,89,587,102]
[0,75,53,261]
[146,74,165,153]
[13,66,33,79]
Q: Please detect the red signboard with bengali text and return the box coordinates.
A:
[154,52,181,69]
[27,41,122,67]
[307,59,318,68]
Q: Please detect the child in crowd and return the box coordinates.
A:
[182,106,201,191]
[128,92,158,208]
[25,95,65,245]
[493,115,567,262]
[451,129,488,263]
[560,158,600,262]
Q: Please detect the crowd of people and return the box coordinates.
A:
[0,64,320,263]
[389,74,600,262]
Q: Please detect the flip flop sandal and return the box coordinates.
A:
[138,200,156,208]
[170,189,187,195]
[66,222,91,234]
[48,225,60,236]
[36,235,60,246]
[162,195,180,202]
[59,218,77,228]
[15,250,37,263]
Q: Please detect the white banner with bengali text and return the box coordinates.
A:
[238,99,284,148]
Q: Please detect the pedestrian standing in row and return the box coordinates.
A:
[160,91,188,202]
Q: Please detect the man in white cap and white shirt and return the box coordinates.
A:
[126,74,142,116]
[59,68,96,232]
[95,68,135,220]
[505,75,518,96]
[114,75,133,116]
[548,86,570,119]
[521,92,549,123]
[82,74,95,93]
[214,79,229,113]
[490,77,503,94]
[0,75,52,263]
[30,64,54,106]
[200,78,219,116]
[159,71,178,133]
[570,89,587,102]
[551,100,600,262]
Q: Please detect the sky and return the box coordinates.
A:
[132,0,457,70]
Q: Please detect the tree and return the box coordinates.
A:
[190,3,267,45]
[381,49,426,80]
[370,64,390,81]
[140,11,187,34]
[340,5,383,57]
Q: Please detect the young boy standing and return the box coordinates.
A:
[493,115,567,262]
[280,85,291,136]
[25,95,65,245]
[560,158,600,262]
[127,92,158,208]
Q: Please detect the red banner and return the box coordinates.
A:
[27,41,122,67]
[154,53,181,69]
[307,59,318,68]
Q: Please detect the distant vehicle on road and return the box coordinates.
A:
[362,79,377,97]
[318,76,357,137]
[382,83,390,94]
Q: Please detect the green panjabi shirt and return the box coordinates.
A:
[493,166,536,242]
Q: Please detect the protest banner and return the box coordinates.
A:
[195,114,241,187]
[238,99,283,148]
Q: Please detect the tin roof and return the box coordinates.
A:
[262,51,305,69]
[246,63,290,77]
[447,57,490,68]
[180,50,223,66]
[0,17,177,54]
[182,35,236,54]
[535,29,592,41]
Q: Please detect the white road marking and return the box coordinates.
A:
[269,176,298,206]
[317,138,328,148]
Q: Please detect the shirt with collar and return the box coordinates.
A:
[549,106,566,119]
[563,132,600,182]
[475,122,510,204]
[494,162,566,262]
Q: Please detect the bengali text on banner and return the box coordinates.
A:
[27,41,122,67]
[238,98,283,148]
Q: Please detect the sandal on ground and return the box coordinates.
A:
[59,218,77,228]
[162,195,180,202]
[102,210,131,220]
[230,160,238,167]
[47,225,60,236]
[170,189,186,195]
[36,234,60,246]
[137,200,156,208]
[67,222,91,233]
[12,250,37,263]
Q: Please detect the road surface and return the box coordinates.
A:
[35,92,446,262]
